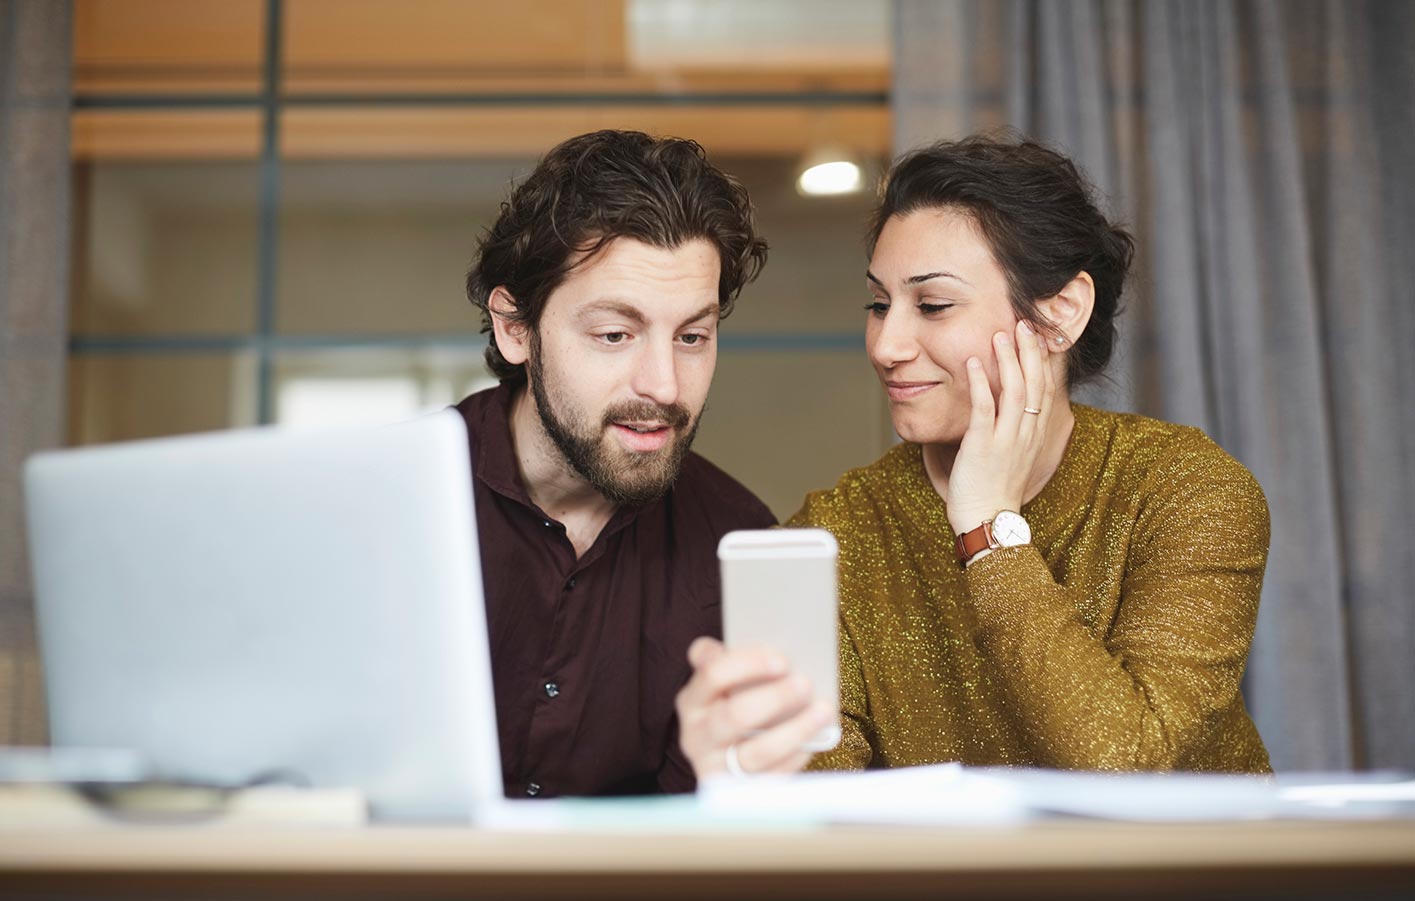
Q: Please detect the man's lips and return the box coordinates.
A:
[610,422,673,452]
[885,381,938,401]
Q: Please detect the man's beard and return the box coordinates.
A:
[526,337,701,508]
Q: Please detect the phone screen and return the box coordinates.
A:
[719,529,841,752]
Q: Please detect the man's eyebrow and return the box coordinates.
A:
[677,303,719,328]
[575,300,718,329]
[576,300,647,325]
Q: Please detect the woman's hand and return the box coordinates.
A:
[675,637,836,779]
[945,319,1057,537]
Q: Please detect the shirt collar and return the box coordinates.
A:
[459,379,533,505]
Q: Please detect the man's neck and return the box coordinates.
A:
[507,384,617,558]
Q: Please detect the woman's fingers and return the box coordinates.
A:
[993,329,1026,435]
[1016,321,1046,410]
[965,355,995,435]
[1037,326,1059,435]
[1016,320,1047,443]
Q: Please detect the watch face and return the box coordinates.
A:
[991,511,1031,547]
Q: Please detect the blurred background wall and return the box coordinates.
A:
[5,0,898,747]
[2,0,1412,772]
[63,0,896,516]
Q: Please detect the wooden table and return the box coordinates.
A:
[3,819,1414,899]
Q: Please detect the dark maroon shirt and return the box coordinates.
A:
[455,382,776,799]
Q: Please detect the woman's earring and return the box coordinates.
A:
[1054,335,1067,345]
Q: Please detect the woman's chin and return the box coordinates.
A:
[890,414,963,447]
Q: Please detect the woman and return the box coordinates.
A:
[676,135,1271,778]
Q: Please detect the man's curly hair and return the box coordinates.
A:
[466,130,769,380]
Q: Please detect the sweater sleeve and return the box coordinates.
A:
[961,435,1270,770]
[806,610,874,770]
[788,493,874,771]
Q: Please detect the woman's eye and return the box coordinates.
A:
[863,301,889,316]
[918,302,954,315]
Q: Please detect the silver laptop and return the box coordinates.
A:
[24,411,504,822]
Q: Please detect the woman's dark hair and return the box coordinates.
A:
[869,133,1134,386]
[467,130,769,380]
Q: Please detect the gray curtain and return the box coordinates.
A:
[0,0,71,745]
[895,0,1415,771]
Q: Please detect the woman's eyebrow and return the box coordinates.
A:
[865,269,972,287]
[906,270,970,286]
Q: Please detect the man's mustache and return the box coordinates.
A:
[601,400,692,430]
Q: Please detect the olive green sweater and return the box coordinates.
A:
[794,404,1271,773]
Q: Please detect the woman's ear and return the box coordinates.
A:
[488,287,530,366]
[1035,271,1095,348]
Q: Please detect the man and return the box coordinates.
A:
[456,130,776,798]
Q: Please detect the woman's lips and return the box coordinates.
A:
[885,381,938,402]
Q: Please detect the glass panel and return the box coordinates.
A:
[279,105,887,161]
[694,350,891,520]
[71,110,263,160]
[273,152,879,338]
[275,158,532,336]
[722,157,879,336]
[71,159,262,336]
[271,347,495,429]
[73,0,265,95]
[67,353,258,445]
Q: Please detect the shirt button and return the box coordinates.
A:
[543,681,560,699]
[542,520,552,528]
[565,577,576,589]
[526,782,542,797]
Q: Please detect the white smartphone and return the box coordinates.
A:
[718,528,841,752]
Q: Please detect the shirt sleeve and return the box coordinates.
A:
[658,711,699,793]
[961,436,1270,770]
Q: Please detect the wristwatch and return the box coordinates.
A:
[954,510,1032,565]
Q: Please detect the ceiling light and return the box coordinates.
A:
[796,156,863,197]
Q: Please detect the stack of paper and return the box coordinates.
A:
[698,764,1415,826]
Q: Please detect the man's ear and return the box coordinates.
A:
[488,287,530,367]
[1035,271,1095,348]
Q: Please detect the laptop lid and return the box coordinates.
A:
[24,411,503,822]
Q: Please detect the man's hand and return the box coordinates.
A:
[676,637,836,779]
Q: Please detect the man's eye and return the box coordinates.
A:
[680,333,706,346]
[863,301,889,316]
[601,332,627,344]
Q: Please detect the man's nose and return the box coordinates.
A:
[631,340,680,407]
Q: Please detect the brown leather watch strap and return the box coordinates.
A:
[954,520,996,565]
